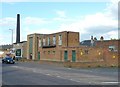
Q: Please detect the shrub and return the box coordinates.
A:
[97,65,101,67]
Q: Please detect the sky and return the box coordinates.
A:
[0,0,119,45]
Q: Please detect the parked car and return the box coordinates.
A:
[2,57,15,64]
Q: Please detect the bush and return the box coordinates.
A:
[88,65,91,68]
[68,65,72,68]
[111,64,116,67]
[97,65,101,67]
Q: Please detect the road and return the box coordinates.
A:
[0,59,2,87]
[2,60,119,86]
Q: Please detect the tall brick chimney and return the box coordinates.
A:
[16,14,20,43]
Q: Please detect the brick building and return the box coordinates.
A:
[27,33,41,60]
[96,40,119,51]
[13,41,27,58]
[27,31,119,67]
[27,31,79,61]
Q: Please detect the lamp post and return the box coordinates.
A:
[9,29,13,47]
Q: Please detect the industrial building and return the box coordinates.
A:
[27,31,79,61]
[1,13,118,67]
[13,41,27,58]
[27,31,119,67]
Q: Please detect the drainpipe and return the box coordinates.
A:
[67,32,68,47]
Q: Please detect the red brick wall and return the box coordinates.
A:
[68,32,79,47]
[62,46,119,67]
[37,31,119,67]
[96,40,119,49]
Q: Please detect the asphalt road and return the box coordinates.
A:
[0,59,2,87]
[2,60,119,85]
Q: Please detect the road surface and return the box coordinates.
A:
[2,60,119,86]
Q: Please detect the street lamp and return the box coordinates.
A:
[9,29,13,47]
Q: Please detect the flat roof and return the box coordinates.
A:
[27,31,79,36]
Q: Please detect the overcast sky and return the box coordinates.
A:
[0,0,119,45]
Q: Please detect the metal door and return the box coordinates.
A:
[64,51,68,61]
[38,52,40,60]
[72,50,76,62]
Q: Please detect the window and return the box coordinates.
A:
[48,37,50,46]
[43,39,46,46]
[59,35,62,45]
[53,51,55,54]
[53,36,56,45]
[109,45,117,52]
[48,51,50,54]
[84,50,89,54]
[39,39,41,47]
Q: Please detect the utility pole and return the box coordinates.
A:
[9,29,13,48]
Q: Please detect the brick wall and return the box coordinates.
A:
[40,48,62,61]
[22,42,27,58]
[38,31,80,61]
[96,40,119,49]
[62,46,119,67]
[67,32,79,47]
[27,33,41,60]
[27,31,119,68]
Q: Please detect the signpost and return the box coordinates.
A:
[15,49,22,60]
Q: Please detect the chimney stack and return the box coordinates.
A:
[16,14,20,43]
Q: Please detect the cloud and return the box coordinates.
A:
[1,0,119,45]
[0,17,16,26]
[0,17,16,44]
[21,27,56,41]
[53,10,67,21]
[23,1,118,41]
[53,10,77,22]
[102,30,118,39]
[53,17,76,22]
[55,0,118,41]
[83,13,117,28]
[57,21,86,34]
[53,17,66,21]
[0,34,12,45]
[57,12,117,33]
[23,17,49,25]
[23,27,56,35]
[104,0,118,19]
[56,10,66,18]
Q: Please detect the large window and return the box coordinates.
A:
[29,37,33,54]
[39,39,41,47]
[59,35,62,45]
[53,36,56,45]
[43,39,46,46]
[48,37,50,46]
